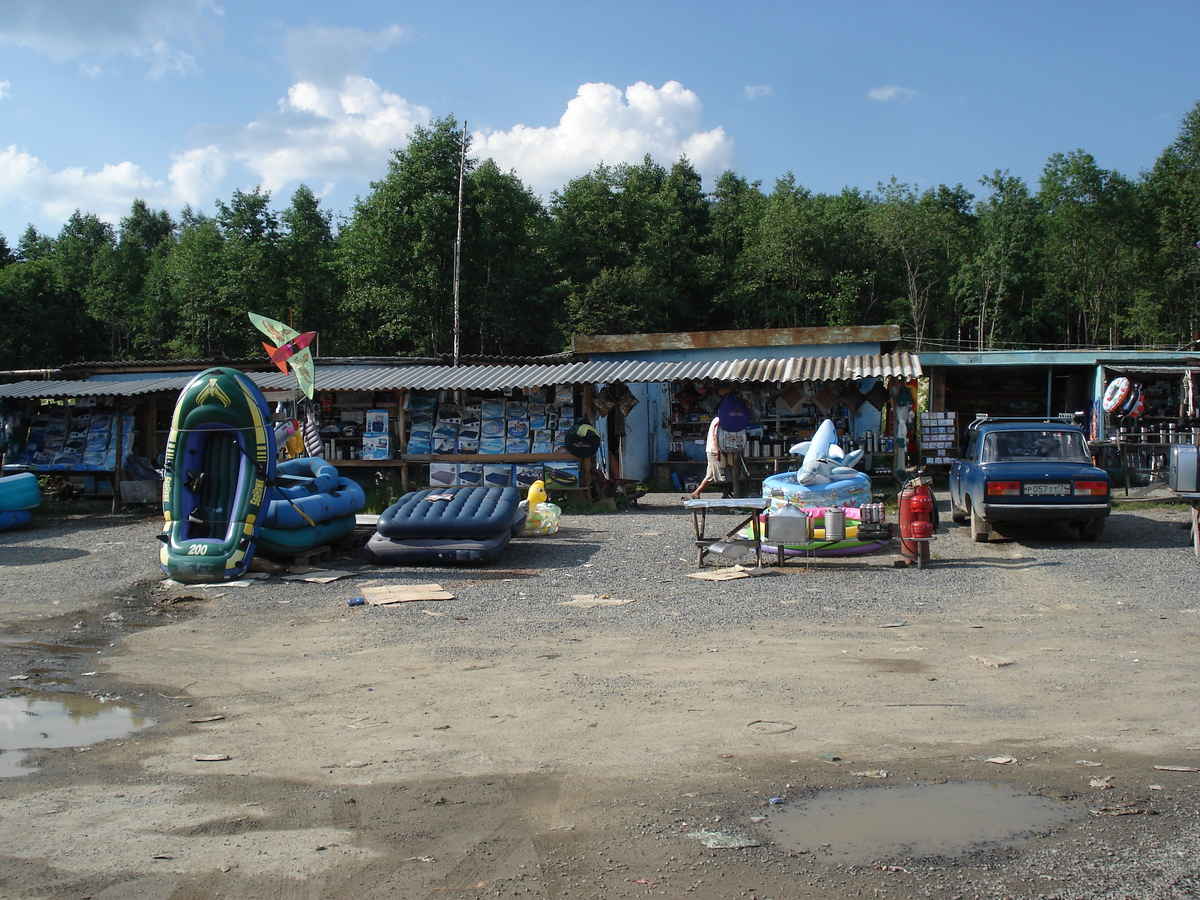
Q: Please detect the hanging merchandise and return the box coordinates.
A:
[593,388,615,418]
[301,402,324,457]
[1102,377,1132,413]
[564,421,602,459]
[716,391,753,432]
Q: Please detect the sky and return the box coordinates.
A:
[2,0,1200,243]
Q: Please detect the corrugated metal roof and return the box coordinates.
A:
[0,353,921,400]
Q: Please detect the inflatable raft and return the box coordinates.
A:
[159,367,276,583]
[256,457,365,557]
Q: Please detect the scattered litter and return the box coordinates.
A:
[1076,760,1104,767]
[853,770,888,778]
[283,568,355,584]
[749,816,767,823]
[9,675,29,681]
[407,856,436,863]
[1090,804,1150,817]
[686,829,760,849]
[985,756,1017,765]
[193,754,231,762]
[344,760,370,768]
[746,720,796,734]
[1153,765,1200,772]
[362,584,454,605]
[560,595,635,608]
[768,796,785,805]
[1150,784,1164,791]
[189,715,225,724]
[686,565,773,582]
[821,753,842,762]
[1090,776,1114,789]
[971,656,1016,668]
[347,597,366,607]
[422,610,445,617]
[878,621,907,628]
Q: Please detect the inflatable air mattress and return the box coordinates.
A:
[368,486,525,565]
[376,487,523,539]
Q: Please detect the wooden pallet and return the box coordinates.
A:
[258,543,334,566]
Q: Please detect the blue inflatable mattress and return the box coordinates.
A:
[376,487,523,540]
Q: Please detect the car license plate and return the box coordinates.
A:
[1024,482,1070,496]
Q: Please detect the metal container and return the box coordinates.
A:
[823,508,847,542]
[1168,444,1200,493]
[768,505,811,544]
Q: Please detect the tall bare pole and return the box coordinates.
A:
[452,121,467,367]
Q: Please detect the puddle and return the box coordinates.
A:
[0,690,153,777]
[767,781,1078,864]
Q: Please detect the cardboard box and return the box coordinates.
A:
[544,461,581,488]
[457,462,484,486]
[513,464,542,488]
[483,463,513,487]
[361,433,390,460]
[429,462,457,486]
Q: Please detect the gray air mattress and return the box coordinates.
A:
[366,531,513,565]
[375,487,523,540]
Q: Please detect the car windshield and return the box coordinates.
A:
[981,430,1090,463]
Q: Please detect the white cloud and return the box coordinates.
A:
[868,85,917,103]
[0,80,10,101]
[0,144,165,229]
[0,0,220,77]
[474,80,736,197]
[744,84,772,100]
[284,24,406,86]
[0,76,736,236]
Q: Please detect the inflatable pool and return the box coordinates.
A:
[758,465,882,557]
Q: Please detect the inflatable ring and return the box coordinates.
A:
[1102,377,1132,413]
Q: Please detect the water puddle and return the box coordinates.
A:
[0,690,153,777]
[767,781,1078,864]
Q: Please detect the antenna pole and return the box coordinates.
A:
[452,120,467,367]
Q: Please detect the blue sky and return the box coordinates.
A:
[2,1,1200,243]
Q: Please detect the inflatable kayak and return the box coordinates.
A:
[159,367,276,583]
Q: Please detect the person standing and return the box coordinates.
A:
[691,415,725,499]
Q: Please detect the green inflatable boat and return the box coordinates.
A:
[159,367,276,583]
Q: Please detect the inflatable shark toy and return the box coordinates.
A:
[789,418,865,486]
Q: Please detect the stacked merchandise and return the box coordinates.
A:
[919,411,959,467]
[407,388,580,490]
[366,486,527,565]
[10,406,133,471]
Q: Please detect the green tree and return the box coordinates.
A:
[165,209,226,357]
[280,184,342,347]
[1144,101,1200,346]
[216,187,283,353]
[1038,151,1142,346]
[461,159,555,354]
[340,116,470,356]
[952,172,1043,349]
[53,210,116,361]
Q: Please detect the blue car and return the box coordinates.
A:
[949,417,1111,542]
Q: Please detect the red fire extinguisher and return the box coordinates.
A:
[898,470,936,568]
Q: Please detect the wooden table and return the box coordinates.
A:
[683,497,770,568]
[1173,492,1200,557]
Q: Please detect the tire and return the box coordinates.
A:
[1079,518,1105,542]
[950,497,966,524]
[969,503,990,543]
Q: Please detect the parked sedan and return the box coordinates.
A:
[949,418,1111,542]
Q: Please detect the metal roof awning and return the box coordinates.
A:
[0,353,921,400]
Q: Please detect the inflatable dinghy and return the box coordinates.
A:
[159,367,276,583]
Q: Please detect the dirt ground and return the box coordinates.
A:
[2,496,1200,899]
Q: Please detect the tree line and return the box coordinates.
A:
[4,104,1200,371]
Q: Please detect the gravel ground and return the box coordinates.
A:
[2,491,1200,899]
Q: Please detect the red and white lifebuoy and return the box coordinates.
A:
[1102,377,1132,413]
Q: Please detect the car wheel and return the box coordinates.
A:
[950,498,966,524]
[1079,518,1105,542]
[969,503,990,543]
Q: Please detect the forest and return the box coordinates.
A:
[4,102,1200,371]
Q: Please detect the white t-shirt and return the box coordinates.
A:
[706,417,721,454]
